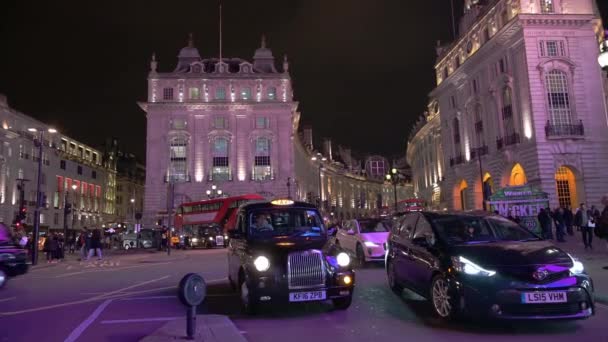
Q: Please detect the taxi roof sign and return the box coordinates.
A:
[271,199,294,206]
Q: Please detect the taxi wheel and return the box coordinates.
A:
[240,277,258,315]
[332,295,352,310]
[0,268,7,289]
[387,259,403,296]
[430,275,457,320]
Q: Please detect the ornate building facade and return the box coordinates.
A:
[406,100,446,210]
[0,94,117,230]
[140,36,297,224]
[432,0,607,210]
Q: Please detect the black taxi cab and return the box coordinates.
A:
[227,199,355,314]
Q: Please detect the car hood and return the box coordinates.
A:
[359,232,389,244]
[449,240,572,268]
[247,237,327,255]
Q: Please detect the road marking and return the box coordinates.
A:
[0,297,16,303]
[0,275,170,316]
[119,295,176,301]
[64,299,113,342]
[100,316,183,324]
[54,262,172,278]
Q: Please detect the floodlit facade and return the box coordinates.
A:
[140,36,297,224]
[431,0,608,210]
[406,100,446,210]
[0,94,117,230]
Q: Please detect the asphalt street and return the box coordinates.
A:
[1,248,607,342]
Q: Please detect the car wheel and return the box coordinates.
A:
[430,275,456,320]
[356,244,366,268]
[0,268,7,289]
[387,259,403,296]
[332,295,352,310]
[240,275,257,315]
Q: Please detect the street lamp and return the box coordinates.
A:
[206,185,223,199]
[386,168,399,213]
[29,127,57,265]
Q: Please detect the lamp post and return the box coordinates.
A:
[63,183,77,250]
[471,146,487,211]
[311,154,327,211]
[205,185,223,199]
[29,127,57,265]
[385,167,399,213]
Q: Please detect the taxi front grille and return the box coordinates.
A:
[287,250,325,290]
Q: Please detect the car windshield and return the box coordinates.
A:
[248,209,325,238]
[433,215,539,245]
[198,226,221,235]
[358,220,391,233]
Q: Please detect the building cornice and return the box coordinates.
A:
[148,73,291,80]
[138,101,298,113]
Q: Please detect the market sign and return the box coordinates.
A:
[488,185,549,234]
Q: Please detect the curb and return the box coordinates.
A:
[140,315,247,342]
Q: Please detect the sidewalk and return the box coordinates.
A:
[140,315,247,342]
[555,233,608,305]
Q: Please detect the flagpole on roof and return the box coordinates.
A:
[219,2,223,63]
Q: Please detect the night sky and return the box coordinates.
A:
[1,1,607,161]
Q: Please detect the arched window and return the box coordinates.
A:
[212,137,230,181]
[459,180,468,210]
[555,166,577,208]
[540,0,554,13]
[169,136,188,182]
[510,163,527,186]
[502,87,515,136]
[253,137,271,181]
[545,70,573,126]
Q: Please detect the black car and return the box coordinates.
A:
[386,212,594,320]
[0,242,29,288]
[227,200,355,314]
[190,225,227,248]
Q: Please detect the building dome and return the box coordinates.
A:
[174,33,202,72]
[253,35,277,73]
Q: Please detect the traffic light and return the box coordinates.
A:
[14,207,27,227]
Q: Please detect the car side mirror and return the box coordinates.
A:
[347,229,355,235]
[412,236,429,247]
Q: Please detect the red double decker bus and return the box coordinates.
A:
[175,194,264,234]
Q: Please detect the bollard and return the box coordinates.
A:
[179,273,206,340]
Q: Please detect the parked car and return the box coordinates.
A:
[227,199,355,314]
[0,243,29,289]
[335,218,391,265]
[386,212,595,320]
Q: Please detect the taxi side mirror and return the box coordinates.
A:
[412,236,429,247]
[228,230,242,239]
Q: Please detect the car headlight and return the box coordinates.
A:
[254,256,270,272]
[363,241,379,248]
[568,254,584,274]
[191,238,198,243]
[209,237,214,241]
[224,235,229,240]
[337,252,350,267]
[451,256,496,277]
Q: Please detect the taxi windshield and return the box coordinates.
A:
[248,209,325,238]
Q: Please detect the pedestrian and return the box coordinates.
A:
[597,203,608,251]
[69,232,76,254]
[19,234,28,249]
[161,230,167,249]
[45,233,58,263]
[184,235,190,249]
[87,229,103,261]
[575,203,593,249]
[538,208,553,240]
[55,234,65,261]
[563,205,574,236]
[553,207,566,242]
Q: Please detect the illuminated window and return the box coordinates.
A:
[241,87,252,100]
[510,163,527,186]
[545,70,573,126]
[189,87,200,100]
[163,88,174,101]
[540,0,554,13]
[169,136,188,182]
[256,117,269,129]
[555,166,576,208]
[267,87,277,100]
[212,137,230,181]
[215,87,226,100]
[368,159,386,177]
[253,137,271,181]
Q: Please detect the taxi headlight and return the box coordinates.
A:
[208,237,214,241]
[224,235,229,240]
[568,254,584,274]
[337,252,350,267]
[254,256,270,272]
[191,238,198,243]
